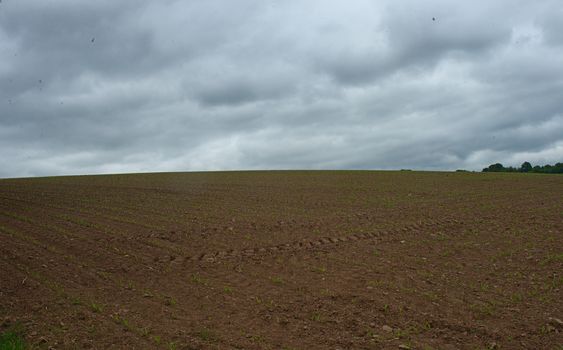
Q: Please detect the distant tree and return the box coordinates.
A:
[483,163,505,172]
[483,161,562,174]
[520,162,532,173]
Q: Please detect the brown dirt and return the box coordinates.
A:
[0,171,562,349]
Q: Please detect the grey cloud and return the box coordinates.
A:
[196,83,265,107]
[537,3,563,46]
[0,2,151,79]
[312,1,513,86]
[0,0,562,178]
[191,66,299,107]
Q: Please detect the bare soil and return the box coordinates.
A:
[1,171,562,349]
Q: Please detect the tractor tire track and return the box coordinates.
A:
[178,216,464,266]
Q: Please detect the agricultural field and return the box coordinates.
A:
[0,171,562,349]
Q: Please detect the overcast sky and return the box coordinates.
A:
[1,0,562,178]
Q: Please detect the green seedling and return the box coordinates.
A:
[164,297,177,306]
[271,277,284,285]
[90,302,103,313]
[190,274,208,285]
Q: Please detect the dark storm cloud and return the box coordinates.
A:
[1,0,562,178]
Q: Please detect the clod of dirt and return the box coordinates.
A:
[549,317,563,329]
[398,345,411,350]
[381,325,393,333]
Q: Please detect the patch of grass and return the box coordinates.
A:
[96,270,111,280]
[270,276,284,285]
[312,266,326,273]
[550,276,563,290]
[111,315,131,331]
[251,296,277,312]
[164,297,177,306]
[509,292,524,303]
[223,286,233,293]
[121,318,131,330]
[0,323,26,350]
[90,302,103,313]
[394,328,409,339]
[422,291,439,301]
[151,335,161,344]
[541,252,563,265]
[246,334,263,343]
[195,328,218,342]
[367,279,388,288]
[140,327,150,337]
[479,282,490,292]
[310,312,322,322]
[440,249,453,258]
[364,328,376,339]
[190,274,208,285]
[470,302,496,318]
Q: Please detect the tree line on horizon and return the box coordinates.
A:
[482,161,563,174]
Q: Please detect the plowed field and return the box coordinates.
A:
[1,171,562,349]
